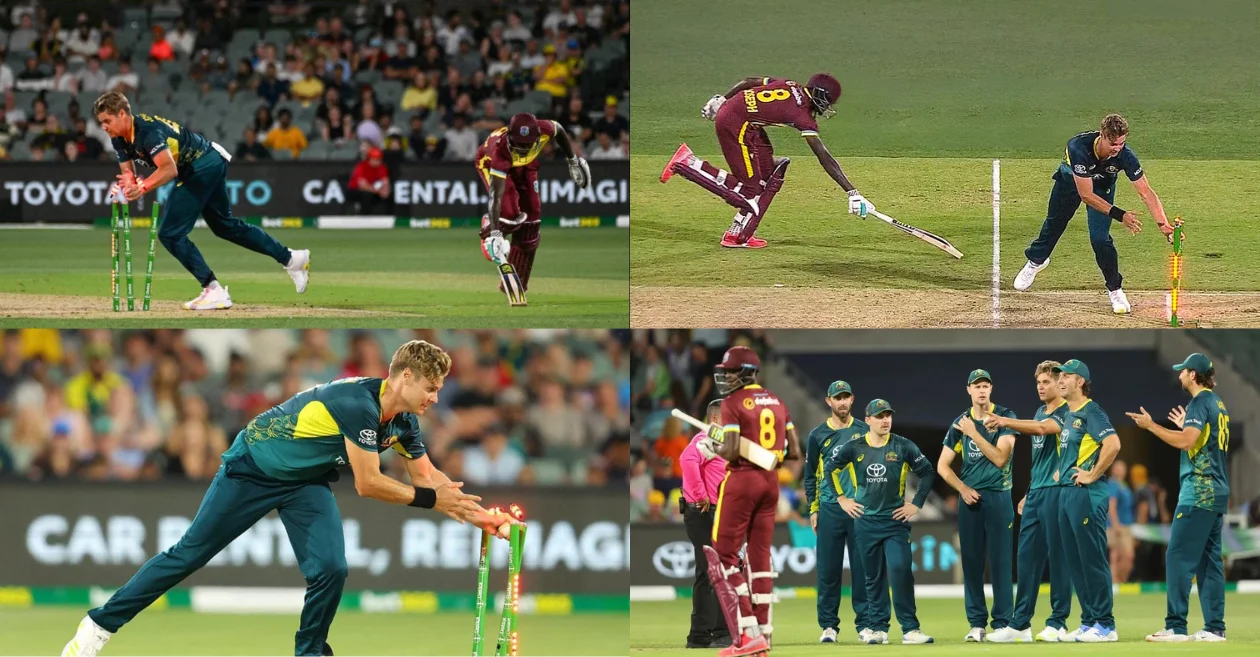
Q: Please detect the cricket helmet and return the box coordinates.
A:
[507,112,540,158]
[714,345,760,395]
[806,72,842,119]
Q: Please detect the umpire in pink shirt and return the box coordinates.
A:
[680,399,731,648]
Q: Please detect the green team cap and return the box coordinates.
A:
[1172,352,1213,373]
[967,369,992,385]
[1053,359,1090,383]
[865,398,895,416]
[827,380,852,397]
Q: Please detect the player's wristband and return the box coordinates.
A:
[1108,205,1127,221]
[409,486,437,509]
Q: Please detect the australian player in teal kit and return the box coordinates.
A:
[825,399,936,645]
[937,369,1018,642]
[94,91,310,311]
[804,380,870,643]
[1128,353,1230,643]
[62,340,517,657]
[1013,114,1176,315]
[985,361,1074,642]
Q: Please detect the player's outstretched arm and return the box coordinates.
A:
[403,452,518,537]
[804,136,856,193]
[722,77,765,99]
[345,437,482,517]
[989,415,1059,436]
[553,127,592,189]
[1072,174,1141,234]
[1125,406,1198,449]
[1132,176,1174,241]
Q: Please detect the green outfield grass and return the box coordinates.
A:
[0,608,628,655]
[0,228,628,328]
[631,0,1260,327]
[631,595,1259,654]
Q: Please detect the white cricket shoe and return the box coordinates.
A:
[1014,258,1049,291]
[62,615,112,657]
[964,627,986,642]
[1191,629,1226,642]
[1077,625,1118,642]
[184,284,232,310]
[902,630,934,644]
[820,628,838,643]
[987,627,1029,643]
[1036,626,1064,642]
[1146,629,1190,642]
[857,628,874,644]
[285,248,310,294]
[1064,625,1088,641]
[1109,288,1131,314]
[865,630,888,645]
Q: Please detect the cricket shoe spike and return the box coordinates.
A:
[660,143,694,183]
[1013,258,1049,291]
[1109,288,1132,314]
[1035,627,1063,642]
[901,630,934,645]
[285,249,310,294]
[1145,629,1190,642]
[819,628,838,643]
[184,284,233,310]
[721,233,768,249]
[1191,630,1226,642]
[62,615,112,657]
[717,634,768,657]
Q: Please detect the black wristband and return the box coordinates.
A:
[1109,205,1127,221]
[409,486,436,509]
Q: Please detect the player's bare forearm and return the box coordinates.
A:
[553,127,576,159]
[346,437,425,504]
[1002,417,1058,436]
[486,176,506,232]
[806,137,855,192]
[784,426,801,462]
[722,77,763,100]
[1139,189,1169,225]
[1146,423,1198,450]
[968,431,1012,468]
[935,450,967,493]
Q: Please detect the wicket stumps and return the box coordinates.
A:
[111,202,160,311]
[473,504,526,657]
[1170,216,1184,327]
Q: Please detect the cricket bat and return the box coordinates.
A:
[498,262,527,306]
[670,408,779,471]
[869,209,964,259]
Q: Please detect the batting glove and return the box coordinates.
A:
[701,94,726,121]
[567,156,591,189]
[482,230,510,265]
[847,189,874,218]
[697,438,719,461]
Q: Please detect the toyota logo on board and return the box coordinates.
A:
[652,541,696,578]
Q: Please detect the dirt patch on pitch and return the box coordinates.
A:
[0,293,413,322]
[630,287,1260,328]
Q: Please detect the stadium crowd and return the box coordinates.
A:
[0,328,631,487]
[0,0,629,162]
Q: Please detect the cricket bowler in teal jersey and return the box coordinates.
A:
[62,340,515,657]
[94,91,310,311]
[826,399,935,645]
[804,380,870,643]
[1128,353,1230,643]
[936,369,1018,642]
[985,361,1074,642]
[1013,114,1176,315]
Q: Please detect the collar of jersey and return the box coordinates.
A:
[1045,398,1068,413]
[863,431,890,447]
[827,415,852,431]
[968,402,994,420]
[1070,397,1092,413]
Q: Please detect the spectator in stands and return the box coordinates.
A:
[443,112,478,161]
[34,19,64,64]
[345,0,378,29]
[235,126,271,161]
[263,108,307,157]
[382,40,415,81]
[0,45,12,92]
[348,146,392,214]
[105,59,138,94]
[561,96,592,147]
[64,343,128,439]
[594,96,628,142]
[353,84,386,122]
[452,38,483,81]
[71,118,104,160]
[530,376,590,452]
[314,86,346,124]
[503,11,532,44]
[445,92,475,126]
[192,16,223,56]
[534,44,570,107]
[207,55,232,93]
[3,91,27,133]
[463,423,526,485]
[519,38,544,70]
[588,130,623,160]
[355,101,384,147]
[49,57,76,93]
[653,417,690,478]
[164,393,228,480]
[290,61,324,103]
[0,113,17,154]
[77,55,108,94]
[401,71,437,116]
[62,139,79,161]
[572,8,603,48]
[324,16,354,52]
[437,9,472,56]
[229,58,258,99]
[25,97,50,134]
[472,99,506,134]
[253,42,278,74]
[253,105,274,135]
[168,17,195,59]
[486,44,514,79]
[277,54,304,84]
[319,105,351,143]
[406,114,427,158]
[63,13,100,65]
[15,55,50,91]
[7,14,38,53]
[149,25,176,63]
[420,134,442,160]
[1108,459,1136,583]
[416,42,445,73]
[96,34,118,62]
[256,62,289,107]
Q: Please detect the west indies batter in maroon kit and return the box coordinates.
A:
[700,346,801,657]
[659,73,877,248]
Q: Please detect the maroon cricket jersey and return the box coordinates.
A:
[475,118,560,181]
[718,77,819,138]
[720,384,793,470]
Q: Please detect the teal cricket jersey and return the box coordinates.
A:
[111,112,215,182]
[942,403,1017,491]
[1178,389,1231,513]
[225,377,426,482]
[805,416,869,512]
[1055,130,1144,186]
[825,432,935,518]
[1030,400,1070,490]
[1054,398,1117,502]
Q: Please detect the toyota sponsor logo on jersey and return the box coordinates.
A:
[652,541,696,578]
[966,438,982,456]
[360,429,377,446]
[1032,435,1046,447]
[865,462,888,483]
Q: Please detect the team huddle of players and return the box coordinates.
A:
[695,346,1230,655]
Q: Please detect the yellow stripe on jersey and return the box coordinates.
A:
[392,441,414,458]
[1188,425,1211,459]
[738,122,754,179]
[712,471,731,543]
[899,461,910,498]
[294,401,340,439]
[166,136,179,159]
[1077,433,1099,466]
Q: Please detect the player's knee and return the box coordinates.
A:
[308,556,349,584]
